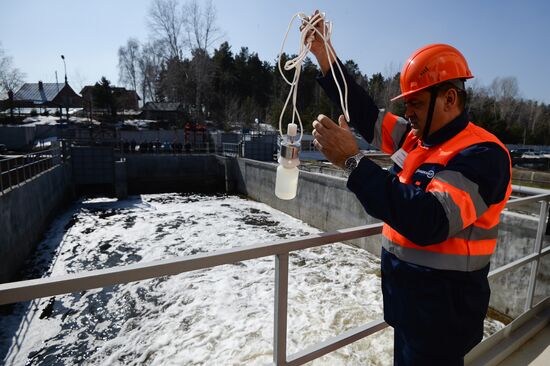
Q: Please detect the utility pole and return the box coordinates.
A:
[61,55,68,120]
[55,71,62,119]
[61,55,67,85]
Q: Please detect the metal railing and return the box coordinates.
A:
[64,138,214,155]
[222,142,241,157]
[0,191,549,365]
[0,148,61,194]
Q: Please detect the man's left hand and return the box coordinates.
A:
[312,114,359,169]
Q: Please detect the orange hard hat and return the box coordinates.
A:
[391,44,473,101]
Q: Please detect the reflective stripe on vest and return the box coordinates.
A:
[383,237,492,271]
[382,122,512,272]
[372,111,409,154]
[429,170,489,234]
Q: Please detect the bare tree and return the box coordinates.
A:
[183,0,222,53]
[528,100,543,134]
[118,38,140,92]
[179,0,223,120]
[490,76,519,120]
[0,44,25,98]
[148,0,185,59]
[138,40,165,103]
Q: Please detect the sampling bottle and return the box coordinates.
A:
[275,123,300,200]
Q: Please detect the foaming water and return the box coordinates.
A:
[0,194,503,365]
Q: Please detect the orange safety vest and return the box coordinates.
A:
[381,119,512,272]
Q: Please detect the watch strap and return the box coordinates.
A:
[344,151,366,175]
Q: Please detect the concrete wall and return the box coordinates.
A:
[210,132,240,153]
[125,154,225,194]
[242,134,277,161]
[0,126,35,150]
[0,164,73,283]
[72,146,115,185]
[512,168,550,187]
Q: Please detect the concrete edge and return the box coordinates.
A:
[466,298,550,366]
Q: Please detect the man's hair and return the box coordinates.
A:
[437,79,467,111]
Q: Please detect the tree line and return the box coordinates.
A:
[115,0,550,144]
[1,0,549,144]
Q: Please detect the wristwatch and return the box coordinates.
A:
[344,151,367,175]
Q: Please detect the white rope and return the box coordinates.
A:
[277,11,350,142]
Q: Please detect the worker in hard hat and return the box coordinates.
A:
[306,13,512,366]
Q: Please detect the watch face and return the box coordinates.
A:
[345,156,358,171]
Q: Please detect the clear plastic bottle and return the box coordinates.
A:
[275,123,300,200]
[275,155,300,200]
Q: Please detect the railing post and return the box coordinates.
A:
[525,199,549,311]
[7,159,11,190]
[274,253,289,366]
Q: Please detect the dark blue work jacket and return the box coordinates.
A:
[317,60,510,357]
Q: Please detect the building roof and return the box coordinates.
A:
[13,82,65,103]
[80,86,141,100]
[113,87,141,100]
[80,86,94,96]
[142,102,182,112]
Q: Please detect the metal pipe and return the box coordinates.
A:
[286,319,388,366]
[7,159,11,190]
[0,224,383,305]
[512,185,550,196]
[525,200,549,311]
[274,253,289,366]
[505,193,550,209]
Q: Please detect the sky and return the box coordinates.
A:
[1,0,549,104]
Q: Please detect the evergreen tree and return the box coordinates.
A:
[92,77,118,118]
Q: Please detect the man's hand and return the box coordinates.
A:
[312,114,359,169]
[301,10,336,75]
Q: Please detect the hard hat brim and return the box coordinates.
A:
[390,76,473,102]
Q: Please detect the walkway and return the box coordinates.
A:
[499,325,550,366]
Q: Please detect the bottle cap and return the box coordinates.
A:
[287,123,298,137]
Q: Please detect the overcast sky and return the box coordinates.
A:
[1,0,549,103]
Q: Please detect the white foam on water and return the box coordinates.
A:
[0,193,503,365]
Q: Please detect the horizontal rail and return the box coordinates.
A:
[285,319,388,366]
[488,246,550,279]
[506,193,550,209]
[512,185,550,196]
[0,148,59,163]
[0,156,53,175]
[0,148,61,193]
[0,224,383,305]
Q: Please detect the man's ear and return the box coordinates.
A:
[445,89,458,110]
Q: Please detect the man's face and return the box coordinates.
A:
[403,90,433,138]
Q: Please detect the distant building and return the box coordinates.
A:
[80,86,140,112]
[113,88,140,110]
[141,102,186,123]
[7,81,82,109]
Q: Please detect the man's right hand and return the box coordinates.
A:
[301,10,337,75]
